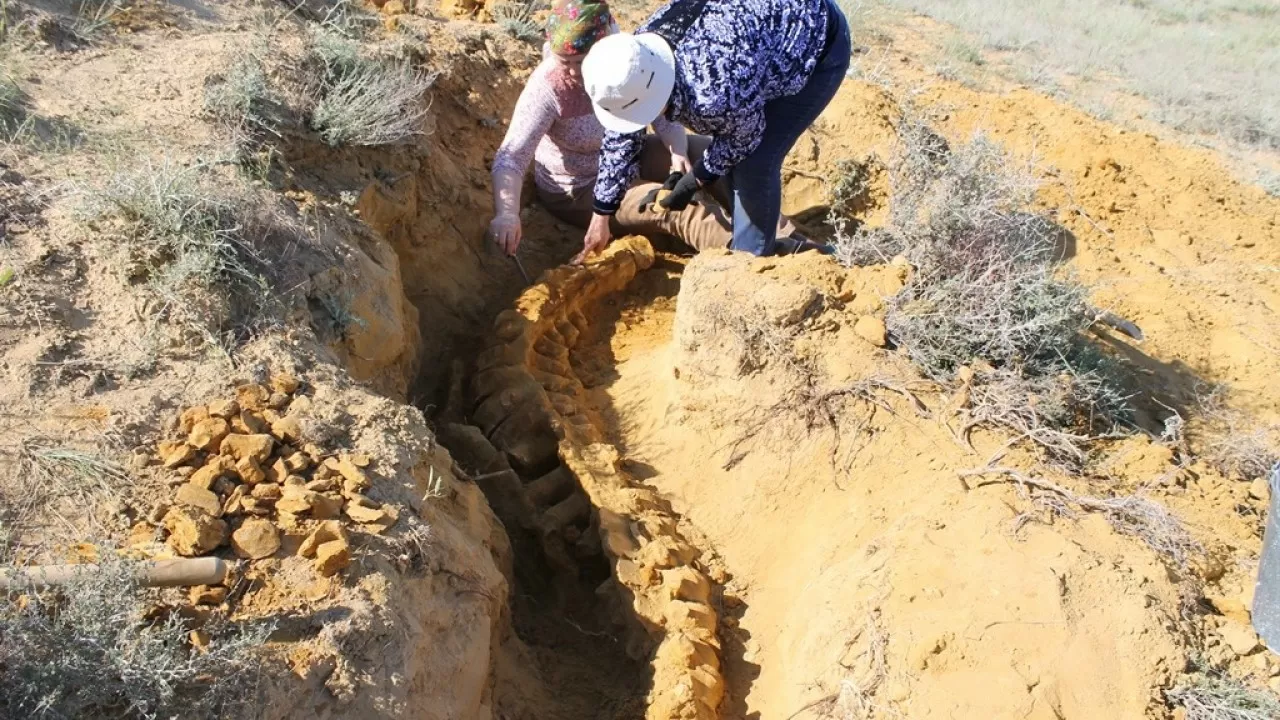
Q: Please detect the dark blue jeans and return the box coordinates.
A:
[728,1,852,256]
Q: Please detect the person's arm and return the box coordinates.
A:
[489,70,558,255]
[692,100,765,188]
[576,129,645,264]
[653,116,691,173]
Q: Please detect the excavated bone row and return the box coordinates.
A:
[471,238,724,720]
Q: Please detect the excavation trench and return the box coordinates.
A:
[434,238,725,720]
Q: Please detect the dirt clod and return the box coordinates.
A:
[314,539,351,577]
[231,518,282,560]
[163,507,228,556]
[175,483,224,517]
[299,520,349,559]
[271,373,301,395]
[854,315,888,347]
[271,416,302,443]
[236,383,271,411]
[179,406,210,434]
[221,433,275,463]
[236,456,266,485]
[1221,622,1262,656]
[189,456,236,490]
[188,417,230,451]
[207,399,240,419]
[159,441,196,468]
[189,585,228,605]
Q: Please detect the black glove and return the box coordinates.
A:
[638,172,684,213]
[659,171,701,211]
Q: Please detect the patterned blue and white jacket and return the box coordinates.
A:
[592,0,832,215]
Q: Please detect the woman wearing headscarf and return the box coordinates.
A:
[578,0,852,258]
[487,0,791,259]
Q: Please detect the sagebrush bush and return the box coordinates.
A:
[1167,674,1280,720]
[204,53,277,140]
[832,117,1130,459]
[80,160,287,344]
[0,73,26,137]
[492,0,543,43]
[307,30,435,147]
[0,561,273,719]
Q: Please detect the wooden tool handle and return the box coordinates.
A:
[0,557,228,590]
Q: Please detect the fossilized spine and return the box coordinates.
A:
[470,237,724,720]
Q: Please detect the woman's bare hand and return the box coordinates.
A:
[670,152,693,175]
[572,213,612,264]
[488,213,523,256]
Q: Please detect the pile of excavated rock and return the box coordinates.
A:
[138,374,398,578]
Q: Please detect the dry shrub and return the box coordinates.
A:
[1195,384,1280,480]
[1167,674,1280,720]
[203,50,278,145]
[0,561,272,719]
[306,29,435,147]
[492,0,544,43]
[832,115,1130,462]
[78,159,307,348]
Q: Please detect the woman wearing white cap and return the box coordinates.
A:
[579,0,852,258]
[488,0,769,260]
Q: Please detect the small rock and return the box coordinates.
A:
[221,434,275,464]
[299,520,349,558]
[190,629,211,653]
[661,567,712,604]
[235,384,271,411]
[189,457,236,490]
[1208,594,1252,623]
[232,410,269,435]
[303,443,326,461]
[1221,622,1262,656]
[206,399,240,419]
[159,441,196,469]
[271,373,301,395]
[174,466,197,480]
[1271,677,1280,693]
[262,409,283,425]
[231,518,281,560]
[382,0,406,15]
[236,456,266,485]
[854,315,888,347]
[267,457,289,484]
[251,483,282,500]
[242,498,272,516]
[1250,477,1270,501]
[176,484,223,517]
[179,406,210,434]
[223,484,248,515]
[314,539,351,577]
[271,416,303,443]
[189,585,227,605]
[147,502,171,524]
[329,457,371,491]
[267,392,290,411]
[345,492,378,509]
[306,477,338,493]
[284,474,307,488]
[277,486,322,515]
[284,452,311,473]
[314,493,345,520]
[127,521,158,548]
[163,507,228,556]
[188,417,230,452]
[212,476,237,497]
[345,502,388,524]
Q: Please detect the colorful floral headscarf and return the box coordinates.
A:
[545,0,614,57]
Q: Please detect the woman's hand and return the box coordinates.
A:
[670,152,693,175]
[572,213,612,264]
[488,213,523,256]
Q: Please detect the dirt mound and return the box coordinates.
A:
[574,251,1217,718]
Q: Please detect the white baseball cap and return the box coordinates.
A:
[582,32,676,134]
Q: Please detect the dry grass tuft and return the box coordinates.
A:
[962,464,1202,569]
[0,560,273,719]
[1194,385,1280,481]
[492,0,544,43]
[1167,674,1280,720]
[306,30,435,147]
[831,115,1131,464]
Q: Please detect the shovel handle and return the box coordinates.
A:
[0,557,229,590]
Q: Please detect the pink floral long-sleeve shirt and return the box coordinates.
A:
[492,55,683,198]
